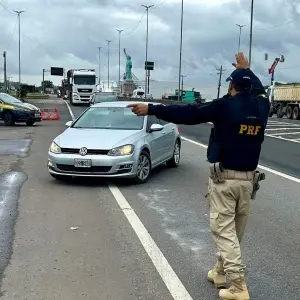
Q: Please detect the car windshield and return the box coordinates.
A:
[94,94,117,103]
[72,107,144,130]
[0,93,22,104]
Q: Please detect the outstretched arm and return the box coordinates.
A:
[127,101,221,125]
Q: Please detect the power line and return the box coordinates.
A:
[0,1,14,14]
[7,15,18,50]
[255,16,300,31]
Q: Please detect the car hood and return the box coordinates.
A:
[10,102,39,111]
[55,128,144,149]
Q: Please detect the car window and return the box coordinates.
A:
[159,119,169,126]
[72,107,144,130]
[94,95,117,103]
[146,115,160,131]
[0,93,22,104]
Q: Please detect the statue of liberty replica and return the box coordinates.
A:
[122,48,136,96]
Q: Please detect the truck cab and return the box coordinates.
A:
[67,69,97,105]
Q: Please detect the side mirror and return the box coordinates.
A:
[65,121,73,127]
[149,123,163,132]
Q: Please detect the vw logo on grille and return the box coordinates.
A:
[79,147,88,156]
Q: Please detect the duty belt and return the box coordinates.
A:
[209,163,266,200]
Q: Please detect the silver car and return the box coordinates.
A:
[48,101,181,183]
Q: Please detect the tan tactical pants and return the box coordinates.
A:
[207,170,253,278]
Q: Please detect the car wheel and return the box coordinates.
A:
[26,121,35,126]
[134,151,151,184]
[3,111,15,126]
[166,139,181,168]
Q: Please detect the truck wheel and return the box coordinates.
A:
[276,106,283,118]
[286,106,293,119]
[292,106,300,120]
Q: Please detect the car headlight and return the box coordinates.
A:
[49,141,61,154]
[108,144,134,156]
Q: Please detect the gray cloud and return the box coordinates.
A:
[0,0,300,88]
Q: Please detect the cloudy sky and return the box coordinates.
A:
[0,0,300,89]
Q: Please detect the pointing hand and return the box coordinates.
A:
[127,103,149,116]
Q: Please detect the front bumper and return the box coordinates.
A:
[47,152,137,178]
[13,110,41,122]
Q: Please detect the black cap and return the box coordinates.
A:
[226,69,252,87]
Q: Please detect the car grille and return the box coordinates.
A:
[60,148,109,155]
[56,164,112,173]
[78,88,93,93]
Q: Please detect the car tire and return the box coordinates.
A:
[3,111,15,126]
[166,139,181,168]
[134,151,151,184]
[26,121,35,126]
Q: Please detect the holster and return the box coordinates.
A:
[209,162,225,183]
[251,171,266,200]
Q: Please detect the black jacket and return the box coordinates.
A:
[148,69,270,171]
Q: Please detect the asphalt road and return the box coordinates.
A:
[0,99,299,299]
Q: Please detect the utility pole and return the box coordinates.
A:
[236,24,246,53]
[3,51,7,92]
[42,68,45,94]
[249,0,254,68]
[116,29,124,90]
[178,0,184,103]
[14,10,24,91]
[97,47,102,85]
[106,40,111,89]
[216,65,226,99]
[180,74,186,93]
[142,4,154,100]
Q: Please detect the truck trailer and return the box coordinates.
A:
[267,83,300,120]
[66,69,97,105]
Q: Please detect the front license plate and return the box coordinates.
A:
[74,159,92,168]
[35,113,40,117]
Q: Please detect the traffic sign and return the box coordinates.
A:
[50,67,64,76]
[145,61,154,71]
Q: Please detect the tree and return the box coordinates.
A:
[42,80,54,88]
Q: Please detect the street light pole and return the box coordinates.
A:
[249,0,254,68]
[14,10,24,91]
[236,24,246,53]
[142,4,154,100]
[106,40,111,89]
[116,29,124,89]
[178,0,184,103]
[97,46,102,86]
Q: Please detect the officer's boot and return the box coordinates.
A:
[219,275,250,300]
[207,255,226,288]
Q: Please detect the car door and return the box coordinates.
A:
[159,118,176,159]
[145,115,166,166]
[0,100,3,119]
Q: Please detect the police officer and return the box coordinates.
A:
[127,52,270,300]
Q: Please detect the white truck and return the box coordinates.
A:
[267,83,300,120]
[66,69,97,105]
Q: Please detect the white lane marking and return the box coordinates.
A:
[181,136,300,183]
[265,128,300,131]
[63,100,75,120]
[206,121,300,143]
[270,131,300,136]
[108,183,194,300]
[266,124,300,127]
[264,134,300,144]
[63,103,194,299]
